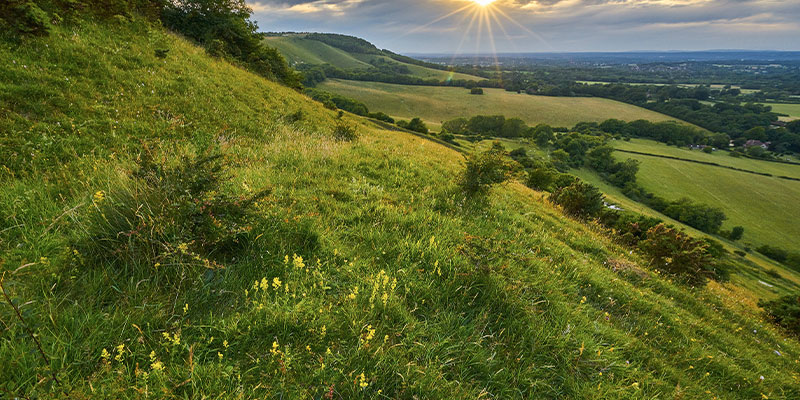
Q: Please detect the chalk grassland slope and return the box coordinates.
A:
[2,19,800,399]
[263,35,480,81]
[319,79,693,130]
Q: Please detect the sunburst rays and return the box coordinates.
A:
[405,1,550,68]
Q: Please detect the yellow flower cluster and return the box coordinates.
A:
[114,344,125,362]
[149,351,164,372]
[369,270,397,309]
[162,331,181,346]
[361,325,376,348]
[358,372,369,389]
[93,190,106,203]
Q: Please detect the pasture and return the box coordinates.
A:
[615,151,800,253]
[319,79,689,130]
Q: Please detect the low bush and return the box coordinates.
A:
[549,181,605,218]
[0,1,53,35]
[759,295,800,336]
[638,224,714,285]
[333,122,358,142]
[75,151,269,286]
[459,143,514,196]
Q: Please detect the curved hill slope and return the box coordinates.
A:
[263,34,482,81]
[1,17,799,399]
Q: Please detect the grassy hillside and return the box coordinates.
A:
[609,141,800,253]
[2,17,800,399]
[319,79,693,130]
[263,35,480,81]
[264,35,373,70]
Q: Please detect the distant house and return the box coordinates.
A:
[688,144,707,150]
[770,120,787,128]
[744,140,770,149]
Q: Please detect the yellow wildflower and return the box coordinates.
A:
[114,344,125,362]
[101,348,110,361]
[272,277,282,290]
[358,372,368,389]
[293,254,306,269]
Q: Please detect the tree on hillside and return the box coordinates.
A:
[162,0,301,88]
[532,124,555,147]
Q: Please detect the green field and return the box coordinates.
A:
[4,16,800,399]
[612,145,800,252]
[319,79,690,130]
[264,35,480,81]
[578,81,760,94]
[614,138,800,178]
[763,102,800,121]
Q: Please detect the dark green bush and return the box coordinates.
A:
[459,144,514,196]
[333,122,358,142]
[759,295,800,336]
[549,181,605,218]
[0,1,53,35]
[639,224,714,285]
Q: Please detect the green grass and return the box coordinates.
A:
[263,35,480,81]
[319,79,694,131]
[264,36,373,70]
[762,103,800,121]
[614,138,800,178]
[2,17,800,399]
[612,148,800,253]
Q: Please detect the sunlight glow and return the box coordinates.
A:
[399,0,551,67]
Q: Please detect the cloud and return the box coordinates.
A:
[246,0,800,51]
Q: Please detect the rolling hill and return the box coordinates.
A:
[2,15,800,400]
[263,33,482,81]
[319,79,695,130]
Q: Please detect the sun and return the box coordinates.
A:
[471,0,496,6]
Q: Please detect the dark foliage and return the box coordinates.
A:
[759,295,800,336]
[550,181,605,218]
[459,144,515,196]
[639,224,715,285]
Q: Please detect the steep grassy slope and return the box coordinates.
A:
[319,79,693,130]
[2,18,800,399]
[263,35,480,81]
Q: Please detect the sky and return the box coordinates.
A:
[247,0,800,54]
